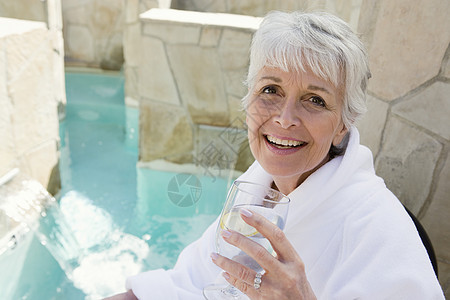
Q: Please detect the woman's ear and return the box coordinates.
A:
[332,123,348,146]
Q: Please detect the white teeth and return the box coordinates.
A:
[266,135,303,147]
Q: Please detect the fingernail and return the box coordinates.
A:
[222,272,230,279]
[240,208,253,218]
[210,252,219,261]
[222,230,232,238]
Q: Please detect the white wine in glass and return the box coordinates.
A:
[203,180,290,300]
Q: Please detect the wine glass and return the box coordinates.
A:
[203,180,290,299]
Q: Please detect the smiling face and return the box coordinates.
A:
[246,67,348,194]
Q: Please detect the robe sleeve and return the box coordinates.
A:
[125,218,222,300]
[320,190,444,300]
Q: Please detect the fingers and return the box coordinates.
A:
[211,208,312,299]
[220,228,280,272]
[211,253,267,299]
[211,252,258,286]
[240,208,300,263]
[223,272,261,299]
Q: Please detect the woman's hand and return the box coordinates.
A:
[211,209,317,300]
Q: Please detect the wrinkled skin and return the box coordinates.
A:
[245,67,347,195]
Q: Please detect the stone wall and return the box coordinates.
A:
[62,0,125,70]
[62,0,170,71]
[170,0,363,30]
[138,9,259,175]
[62,0,362,72]
[0,17,61,194]
[0,0,66,118]
[0,0,46,22]
[124,0,170,106]
[356,0,450,294]
[2,0,447,294]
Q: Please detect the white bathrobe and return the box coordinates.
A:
[126,128,444,299]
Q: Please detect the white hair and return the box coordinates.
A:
[243,11,371,129]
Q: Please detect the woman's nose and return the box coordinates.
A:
[274,99,300,129]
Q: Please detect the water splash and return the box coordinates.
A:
[0,172,81,274]
[0,173,150,299]
[59,191,149,299]
[0,169,223,299]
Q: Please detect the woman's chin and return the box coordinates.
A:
[261,162,303,179]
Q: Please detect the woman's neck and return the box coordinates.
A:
[271,154,330,195]
[272,174,308,195]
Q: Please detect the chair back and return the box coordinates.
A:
[404,205,438,278]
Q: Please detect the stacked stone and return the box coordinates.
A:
[62,0,125,70]
[138,9,259,173]
[0,18,60,194]
[170,0,363,30]
[123,0,163,107]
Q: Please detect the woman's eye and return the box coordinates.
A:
[309,96,326,107]
[262,86,277,94]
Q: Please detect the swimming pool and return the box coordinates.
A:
[2,71,237,299]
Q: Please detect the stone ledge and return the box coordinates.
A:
[140,8,262,30]
[137,159,243,179]
[0,17,46,38]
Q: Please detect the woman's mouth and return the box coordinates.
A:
[264,135,306,149]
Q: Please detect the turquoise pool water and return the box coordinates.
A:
[4,71,235,299]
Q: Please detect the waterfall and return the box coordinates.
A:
[0,170,82,276]
[0,169,150,299]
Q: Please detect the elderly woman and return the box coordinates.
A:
[108,11,444,299]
